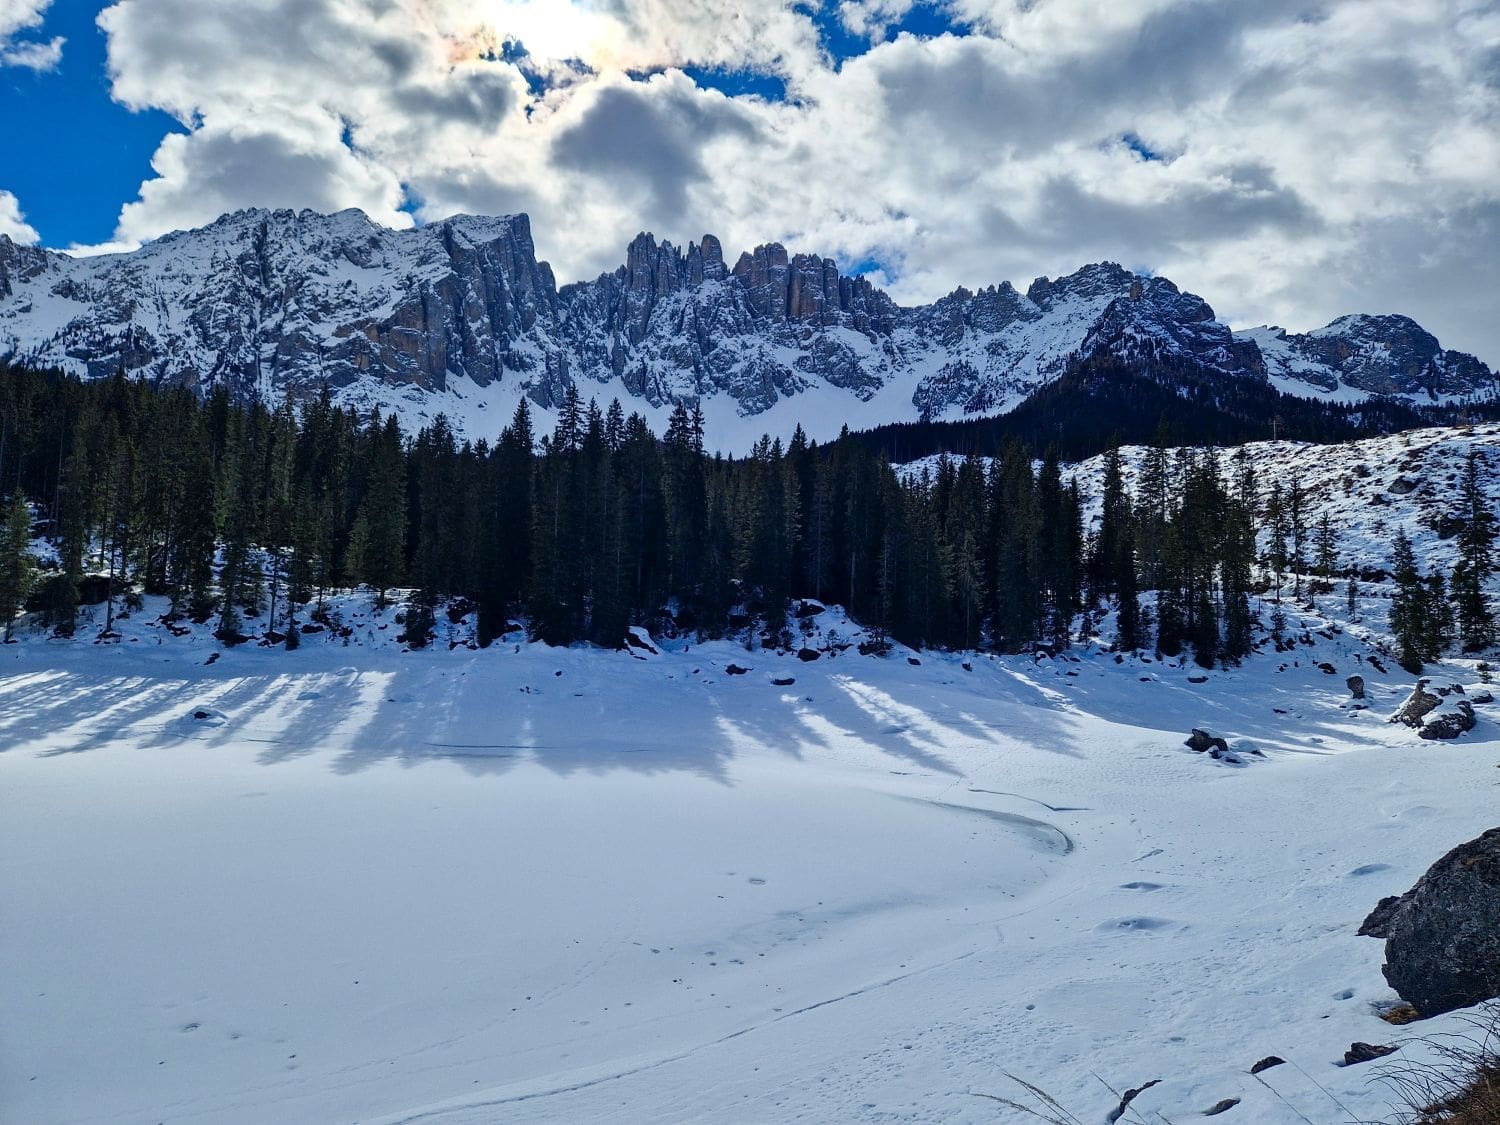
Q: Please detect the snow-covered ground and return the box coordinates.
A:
[2,593,1498,1124]
[902,423,1500,577]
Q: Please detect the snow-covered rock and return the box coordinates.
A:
[2,208,1492,452]
[1390,679,1477,740]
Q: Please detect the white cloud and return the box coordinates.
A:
[0,0,62,69]
[0,189,40,244]
[837,0,918,39]
[84,0,1500,363]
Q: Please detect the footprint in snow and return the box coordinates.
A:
[1098,917,1174,932]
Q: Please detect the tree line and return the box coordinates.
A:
[0,363,1491,671]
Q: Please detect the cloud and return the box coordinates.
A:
[0,0,62,69]
[81,0,1500,364]
[838,1,919,40]
[0,189,40,244]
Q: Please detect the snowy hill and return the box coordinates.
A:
[903,423,1500,582]
[2,208,1493,451]
[2,581,1498,1124]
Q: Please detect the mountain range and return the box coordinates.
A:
[0,207,1493,450]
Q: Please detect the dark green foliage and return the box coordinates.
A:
[0,493,34,641]
[1391,530,1428,672]
[1452,448,1495,652]
[0,359,1465,667]
[848,352,1431,464]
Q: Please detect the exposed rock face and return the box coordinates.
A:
[1243,314,1496,401]
[1359,827,1500,1016]
[1390,679,1476,740]
[1,208,1493,441]
[1,209,561,399]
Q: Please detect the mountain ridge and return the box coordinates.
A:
[1,206,1493,450]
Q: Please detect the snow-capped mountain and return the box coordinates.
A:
[1,207,1493,449]
[1240,316,1496,402]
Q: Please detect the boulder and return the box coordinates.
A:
[1358,827,1500,1016]
[1342,1042,1398,1066]
[796,647,821,662]
[1346,674,1366,700]
[725,664,749,676]
[1185,728,1231,756]
[1249,1056,1285,1075]
[1390,679,1476,740]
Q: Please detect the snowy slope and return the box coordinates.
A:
[1,586,1498,1124]
[3,210,1493,453]
[902,423,1500,585]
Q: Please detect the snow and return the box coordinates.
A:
[3,591,1499,1124]
[902,424,1500,582]
[13,208,1487,456]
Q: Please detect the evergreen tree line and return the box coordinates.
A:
[0,363,1492,668]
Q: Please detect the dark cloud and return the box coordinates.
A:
[551,79,761,217]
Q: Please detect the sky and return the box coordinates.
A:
[1,0,1497,363]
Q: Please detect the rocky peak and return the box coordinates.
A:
[1028,262,1138,309]
[686,235,726,286]
[1251,312,1496,400]
[1,207,1492,443]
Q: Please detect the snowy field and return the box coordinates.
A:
[2,602,1498,1124]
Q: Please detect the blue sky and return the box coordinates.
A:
[0,0,966,249]
[0,0,1495,364]
[0,1,184,246]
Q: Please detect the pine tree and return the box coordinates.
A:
[1266,481,1288,603]
[1421,570,1454,663]
[1314,512,1338,578]
[0,493,35,642]
[1287,480,1308,599]
[1451,448,1495,651]
[347,414,407,605]
[1390,529,1426,672]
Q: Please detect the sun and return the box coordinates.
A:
[458,0,624,67]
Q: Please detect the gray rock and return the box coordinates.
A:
[1390,679,1476,739]
[1185,728,1231,756]
[4,210,1487,438]
[1346,674,1366,700]
[1342,1042,1398,1066]
[1358,827,1500,1016]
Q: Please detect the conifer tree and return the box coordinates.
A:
[1452,448,1494,651]
[1390,529,1426,672]
[1314,512,1338,578]
[0,493,35,642]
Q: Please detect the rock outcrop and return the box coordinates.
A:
[1,208,1492,442]
[1390,679,1477,740]
[1359,827,1500,1016]
[1243,314,1495,400]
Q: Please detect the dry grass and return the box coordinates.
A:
[1382,1007,1500,1124]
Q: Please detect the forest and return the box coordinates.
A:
[0,361,1490,671]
